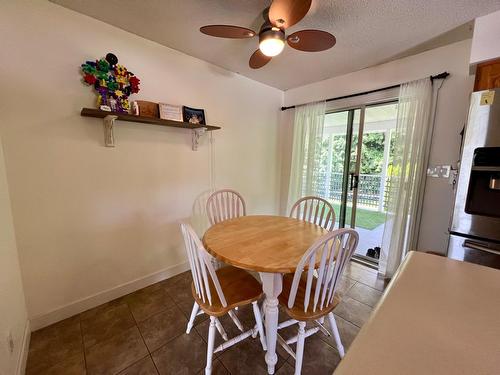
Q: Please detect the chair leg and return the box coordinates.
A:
[251,307,259,339]
[186,302,199,334]
[205,316,216,375]
[252,301,267,351]
[228,310,244,332]
[260,300,266,323]
[294,321,306,375]
[215,318,229,341]
[327,313,345,358]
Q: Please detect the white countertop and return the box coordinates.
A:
[334,251,500,375]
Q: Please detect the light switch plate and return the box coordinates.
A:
[427,165,451,178]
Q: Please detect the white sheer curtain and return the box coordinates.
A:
[287,101,326,210]
[379,78,433,277]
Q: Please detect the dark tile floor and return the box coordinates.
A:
[26,262,387,375]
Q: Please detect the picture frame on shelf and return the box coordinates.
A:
[159,103,183,122]
[182,106,206,125]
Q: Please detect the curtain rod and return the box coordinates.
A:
[280,71,450,111]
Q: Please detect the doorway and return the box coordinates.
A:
[319,102,398,265]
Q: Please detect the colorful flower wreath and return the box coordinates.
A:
[80,53,141,113]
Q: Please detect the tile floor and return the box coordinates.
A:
[26,261,388,375]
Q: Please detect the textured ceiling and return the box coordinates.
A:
[51,0,500,90]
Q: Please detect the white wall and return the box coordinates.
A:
[0,135,29,375]
[470,9,500,64]
[0,0,282,329]
[281,40,474,254]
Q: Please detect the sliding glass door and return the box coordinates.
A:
[320,102,398,265]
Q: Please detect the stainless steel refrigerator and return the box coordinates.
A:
[448,88,500,269]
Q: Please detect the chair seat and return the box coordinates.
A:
[192,265,263,317]
[279,273,340,321]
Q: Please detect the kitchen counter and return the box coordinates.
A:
[334,251,500,374]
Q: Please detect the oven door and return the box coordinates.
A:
[448,234,500,270]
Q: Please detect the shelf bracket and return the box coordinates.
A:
[192,128,207,151]
[103,115,118,147]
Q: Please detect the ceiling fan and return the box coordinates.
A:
[199,0,336,69]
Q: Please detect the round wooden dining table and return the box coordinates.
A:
[203,215,328,374]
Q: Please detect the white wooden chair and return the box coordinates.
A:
[206,189,246,225]
[180,223,267,375]
[289,196,336,231]
[186,189,247,334]
[277,228,359,375]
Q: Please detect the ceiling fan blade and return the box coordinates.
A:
[287,30,336,52]
[200,25,256,39]
[268,0,312,29]
[249,50,272,69]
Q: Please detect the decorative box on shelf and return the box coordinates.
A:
[135,100,159,118]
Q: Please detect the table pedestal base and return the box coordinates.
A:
[260,272,283,374]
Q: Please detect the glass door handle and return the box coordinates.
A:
[349,173,359,190]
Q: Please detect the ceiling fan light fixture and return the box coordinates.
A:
[259,27,285,57]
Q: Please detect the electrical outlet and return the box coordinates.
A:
[427,165,451,178]
[7,332,14,354]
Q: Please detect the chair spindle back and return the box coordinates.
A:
[289,196,336,231]
[206,189,246,226]
[180,222,227,307]
[288,228,359,313]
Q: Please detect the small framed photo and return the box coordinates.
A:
[159,103,182,121]
[182,106,206,125]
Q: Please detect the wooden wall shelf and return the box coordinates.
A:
[81,108,221,131]
[80,107,221,149]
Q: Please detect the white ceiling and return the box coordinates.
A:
[51,0,500,90]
